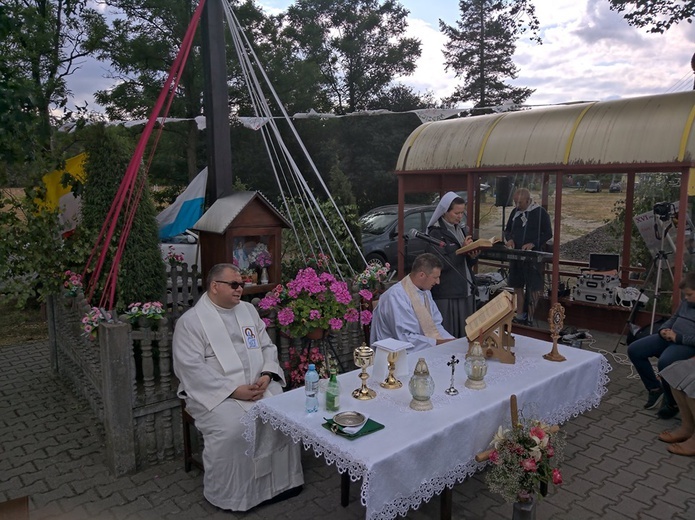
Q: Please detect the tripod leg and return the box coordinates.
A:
[613,255,658,352]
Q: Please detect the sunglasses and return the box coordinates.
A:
[215,280,243,290]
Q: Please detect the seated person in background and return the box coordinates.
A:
[628,272,695,420]
[370,253,455,352]
[657,357,695,457]
[504,188,552,324]
[173,263,303,511]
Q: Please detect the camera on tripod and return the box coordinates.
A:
[653,202,676,221]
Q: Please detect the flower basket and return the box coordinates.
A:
[306,328,328,340]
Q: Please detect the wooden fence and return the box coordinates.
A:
[47,266,365,475]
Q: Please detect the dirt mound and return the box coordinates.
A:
[559,223,622,262]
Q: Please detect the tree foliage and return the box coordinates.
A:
[92,0,208,183]
[607,0,694,33]
[78,125,166,309]
[0,0,106,183]
[0,189,67,307]
[283,0,422,113]
[440,0,540,110]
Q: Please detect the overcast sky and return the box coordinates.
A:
[71,0,695,112]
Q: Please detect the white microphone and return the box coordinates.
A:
[408,229,445,247]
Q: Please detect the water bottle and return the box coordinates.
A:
[325,368,341,412]
[305,364,319,413]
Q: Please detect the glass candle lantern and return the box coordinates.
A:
[464,341,488,389]
[408,358,435,411]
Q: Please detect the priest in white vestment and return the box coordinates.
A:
[173,263,303,511]
[370,253,455,352]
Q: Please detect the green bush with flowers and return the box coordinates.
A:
[259,266,372,339]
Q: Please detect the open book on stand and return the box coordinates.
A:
[456,236,501,255]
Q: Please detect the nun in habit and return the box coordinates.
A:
[426,192,479,337]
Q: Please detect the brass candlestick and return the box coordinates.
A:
[380,350,403,389]
[352,343,376,400]
[544,303,567,362]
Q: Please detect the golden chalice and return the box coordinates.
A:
[352,343,376,400]
[380,351,403,389]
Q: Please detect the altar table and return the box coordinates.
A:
[245,336,610,520]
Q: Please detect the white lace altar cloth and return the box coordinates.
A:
[243,336,610,520]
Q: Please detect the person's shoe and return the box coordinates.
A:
[657,403,679,420]
[644,388,663,409]
[512,314,529,325]
[258,485,303,507]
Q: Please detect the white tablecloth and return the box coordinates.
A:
[244,337,610,520]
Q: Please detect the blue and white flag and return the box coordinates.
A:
[157,168,207,239]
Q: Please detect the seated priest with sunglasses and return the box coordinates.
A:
[173,263,303,512]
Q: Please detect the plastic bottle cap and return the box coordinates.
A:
[308,364,315,370]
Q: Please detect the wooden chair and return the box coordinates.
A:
[180,400,204,472]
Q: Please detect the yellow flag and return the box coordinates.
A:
[40,152,87,233]
[41,152,87,208]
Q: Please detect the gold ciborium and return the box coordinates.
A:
[380,350,403,389]
[352,343,376,400]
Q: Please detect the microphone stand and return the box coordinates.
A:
[427,239,478,311]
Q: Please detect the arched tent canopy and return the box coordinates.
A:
[393,90,695,316]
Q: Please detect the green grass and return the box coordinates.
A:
[0,298,48,346]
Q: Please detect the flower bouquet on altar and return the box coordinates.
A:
[259,266,371,339]
[485,414,565,503]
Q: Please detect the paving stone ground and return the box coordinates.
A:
[1,333,694,519]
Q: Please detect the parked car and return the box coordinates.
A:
[359,204,436,271]
[609,181,622,193]
[584,180,601,193]
[160,230,201,267]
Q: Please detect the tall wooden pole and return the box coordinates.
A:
[201,0,233,203]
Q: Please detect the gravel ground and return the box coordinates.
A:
[559,223,623,262]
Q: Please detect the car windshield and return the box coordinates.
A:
[359,211,397,235]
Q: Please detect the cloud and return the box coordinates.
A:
[574,0,645,46]
[393,18,457,102]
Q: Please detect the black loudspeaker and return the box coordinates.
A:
[495,176,514,207]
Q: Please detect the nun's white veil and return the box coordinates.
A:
[427,191,463,229]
